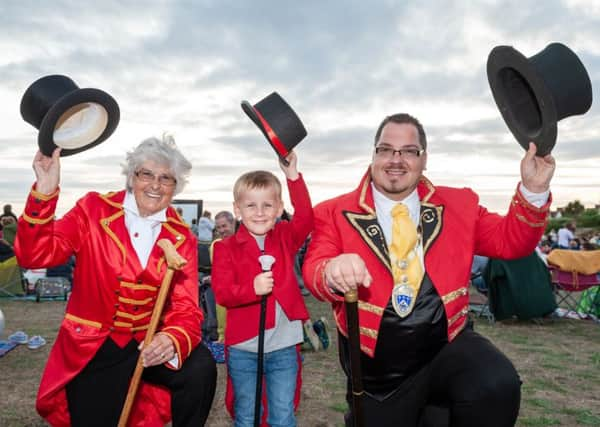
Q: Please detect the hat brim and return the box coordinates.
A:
[241,100,290,165]
[487,46,557,156]
[38,88,120,157]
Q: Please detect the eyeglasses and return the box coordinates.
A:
[134,169,177,187]
[374,146,425,159]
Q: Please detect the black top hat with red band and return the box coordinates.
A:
[487,42,592,156]
[241,92,307,165]
[20,74,120,157]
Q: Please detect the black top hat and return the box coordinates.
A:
[20,75,120,157]
[487,43,592,156]
[241,92,307,165]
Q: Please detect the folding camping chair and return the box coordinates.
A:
[483,253,557,321]
[547,249,600,319]
[469,271,494,323]
[0,256,25,297]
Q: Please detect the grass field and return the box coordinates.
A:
[1,295,599,426]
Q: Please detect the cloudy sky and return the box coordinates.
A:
[2,0,600,220]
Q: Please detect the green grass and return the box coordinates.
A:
[507,334,531,345]
[559,408,600,425]
[329,402,348,413]
[1,297,599,426]
[523,397,554,410]
[519,416,562,426]
[527,378,568,394]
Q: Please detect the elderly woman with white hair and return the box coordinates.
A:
[15,136,217,427]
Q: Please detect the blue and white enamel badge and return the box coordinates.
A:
[392,283,416,318]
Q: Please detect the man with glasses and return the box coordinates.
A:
[303,113,555,426]
[199,210,238,343]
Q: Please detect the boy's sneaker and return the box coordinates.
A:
[27,335,46,350]
[303,320,321,351]
[313,317,331,350]
[8,330,28,344]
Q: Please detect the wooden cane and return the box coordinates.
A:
[117,239,187,427]
[345,288,364,427]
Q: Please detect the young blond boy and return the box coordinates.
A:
[212,152,313,427]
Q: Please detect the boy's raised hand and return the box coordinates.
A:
[279,151,299,181]
[254,271,274,296]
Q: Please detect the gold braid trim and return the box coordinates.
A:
[117,296,154,305]
[313,259,340,301]
[99,191,122,209]
[360,344,374,357]
[448,307,469,327]
[120,282,158,292]
[65,313,102,329]
[115,310,152,321]
[163,326,193,357]
[114,321,133,328]
[100,211,127,265]
[441,287,468,305]
[449,317,467,340]
[359,326,378,339]
[162,331,183,366]
[22,212,55,224]
[512,189,550,213]
[515,213,547,228]
[31,187,59,200]
[358,301,384,315]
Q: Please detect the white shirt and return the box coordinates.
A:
[371,182,550,266]
[372,184,424,267]
[123,191,166,269]
[197,217,215,241]
[557,227,574,248]
[123,192,179,367]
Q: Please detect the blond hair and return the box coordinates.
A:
[233,170,282,202]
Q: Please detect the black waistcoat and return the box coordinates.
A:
[339,274,448,400]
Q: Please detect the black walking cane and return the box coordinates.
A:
[345,288,364,427]
[255,254,276,427]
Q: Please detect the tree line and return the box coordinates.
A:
[547,200,600,231]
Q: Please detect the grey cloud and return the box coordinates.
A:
[2,0,600,216]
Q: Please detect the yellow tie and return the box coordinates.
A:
[389,203,423,317]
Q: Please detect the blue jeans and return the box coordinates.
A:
[228,345,298,427]
[472,275,488,293]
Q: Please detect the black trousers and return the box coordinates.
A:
[66,338,217,427]
[345,328,521,427]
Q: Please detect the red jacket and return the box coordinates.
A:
[212,175,314,346]
[15,186,201,427]
[302,170,550,357]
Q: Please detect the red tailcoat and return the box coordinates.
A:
[212,175,314,345]
[303,171,550,357]
[212,175,314,424]
[15,187,201,426]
